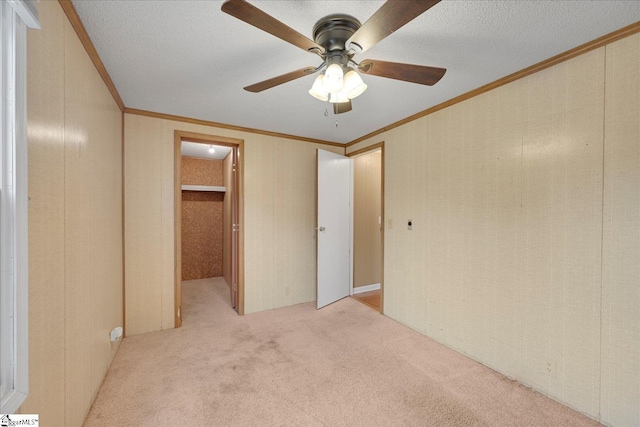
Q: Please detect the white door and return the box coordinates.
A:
[317,149,351,308]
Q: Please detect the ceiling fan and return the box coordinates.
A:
[221,0,446,114]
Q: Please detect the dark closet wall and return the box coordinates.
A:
[181,157,224,280]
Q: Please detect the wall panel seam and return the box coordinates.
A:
[598,44,607,422]
[121,111,126,337]
[62,8,68,422]
[161,126,167,330]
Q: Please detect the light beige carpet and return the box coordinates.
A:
[84,278,600,427]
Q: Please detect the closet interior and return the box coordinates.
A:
[180,141,234,300]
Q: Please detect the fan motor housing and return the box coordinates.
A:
[313,14,361,52]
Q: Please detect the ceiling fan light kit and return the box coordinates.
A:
[309,74,329,101]
[221,0,446,114]
[323,63,344,93]
[310,64,368,104]
[343,68,367,99]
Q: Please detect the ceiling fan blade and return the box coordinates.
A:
[244,66,317,93]
[347,0,440,54]
[222,0,324,54]
[359,59,446,86]
[333,100,352,114]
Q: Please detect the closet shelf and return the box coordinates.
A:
[181,185,226,192]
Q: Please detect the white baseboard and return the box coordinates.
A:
[352,283,380,294]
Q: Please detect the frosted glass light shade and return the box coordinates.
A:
[343,69,367,99]
[308,74,329,101]
[329,90,349,104]
[323,64,344,93]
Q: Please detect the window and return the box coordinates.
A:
[0,0,39,414]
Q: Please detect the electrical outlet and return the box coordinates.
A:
[285,287,290,296]
[544,359,556,377]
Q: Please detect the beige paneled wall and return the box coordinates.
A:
[347,35,639,425]
[244,139,340,312]
[23,1,123,426]
[382,114,430,334]
[353,151,382,288]
[252,140,328,312]
[24,1,65,422]
[124,113,343,335]
[124,115,172,335]
[601,32,640,427]
[520,49,604,414]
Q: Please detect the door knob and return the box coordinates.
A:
[319,226,326,232]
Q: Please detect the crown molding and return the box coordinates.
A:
[124,108,344,148]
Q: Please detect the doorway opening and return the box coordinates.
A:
[348,142,384,313]
[315,143,384,313]
[174,131,244,327]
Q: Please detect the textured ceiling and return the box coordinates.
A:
[181,141,232,160]
[72,1,640,144]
